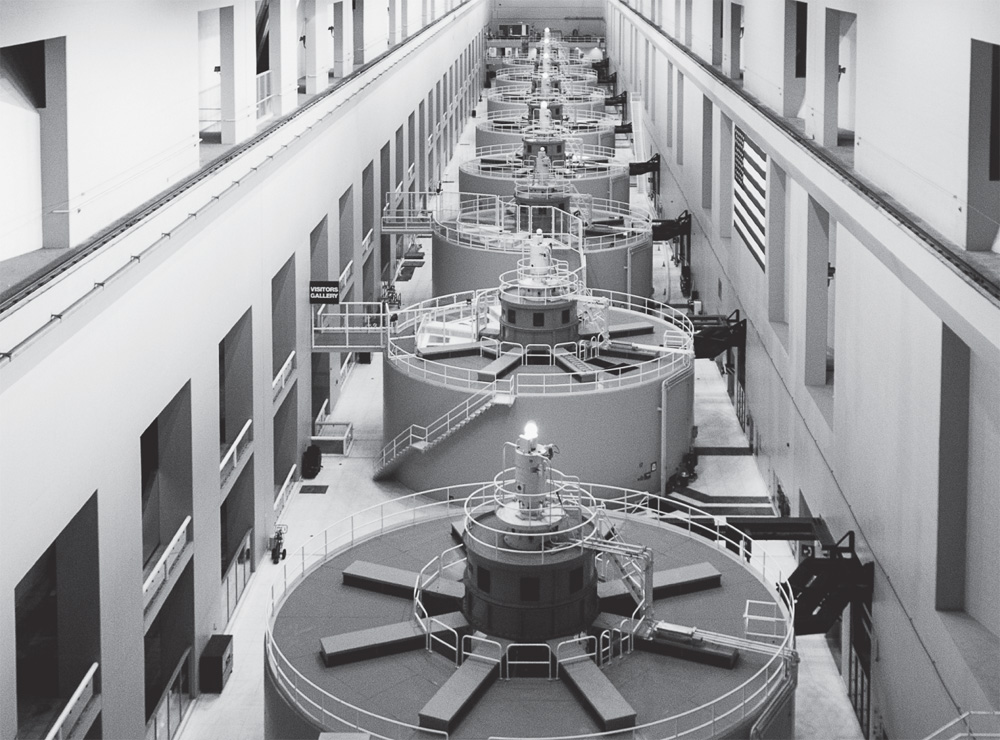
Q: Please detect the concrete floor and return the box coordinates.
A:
[177,95,866,740]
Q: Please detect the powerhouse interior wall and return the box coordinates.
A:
[0,2,489,738]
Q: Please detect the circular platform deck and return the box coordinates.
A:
[268,508,790,740]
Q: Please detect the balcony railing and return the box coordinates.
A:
[44,662,100,740]
[362,228,375,257]
[256,70,274,120]
[338,259,354,286]
[312,399,354,454]
[143,516,192,612]
[272,350,296,401]
[145,648,191,740]
[274,463,297,516]
[220,418,253,486]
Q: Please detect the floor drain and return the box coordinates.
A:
[300,485,328,494]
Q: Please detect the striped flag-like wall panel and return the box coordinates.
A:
[734,126,767,269]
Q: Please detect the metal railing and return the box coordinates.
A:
[313,302,389,350]
[485,87,607,109]
[272,350,296,400]
[339,259,354,285]
[274,463,297,515]
[362,228,375,257]
[554,635,599,677]
[143,516,192,611]
[413,544,467,665]
[383,289,693,394]
[743,599,789,645]
[374,381,510,474]
[313,401,355,454]
[265,482,795,739]
[922,712,1000,740]
[256,71,274,120]
[504,643,554,679]
[44,662,99,740]
[220,418,253,486]
[461,149,628,181]
[144,648,191,740]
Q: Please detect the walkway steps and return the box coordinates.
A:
[592,613,738,669]
[553,347,605,383]
[477,348,523,381]
[607,321,655,339]
[598,562,721,612]
[418,644,500,732]
[320,611,470,667]
[417,342,483,360]
[552,640,637,731]
[342,560,464,612]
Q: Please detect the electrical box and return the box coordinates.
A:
[200,634,234,693]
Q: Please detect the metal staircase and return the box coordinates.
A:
[581,510,655,636]
[781,532,873,635]
[372,383,515,480]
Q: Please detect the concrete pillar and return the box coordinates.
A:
[333,1,353,77]
[803,196,830,386]
[353,0,365,66]
[0,595,15,740]
[804,7,839,146]
[767,161,788,323]
[41,37,69,249]
[388,0,397,46]
[712,109,733,238]
[220,1,255,144]
[304,0,332,94]
[268,0,298,115]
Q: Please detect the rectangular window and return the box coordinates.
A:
[507,308,516,325]
[533,312,544,327]
[569,567,583,593]
[561,309,570,324]
[477,566,491,593]
[795,2,807,78]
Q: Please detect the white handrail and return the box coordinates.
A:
[44,662,99,740]
[922,711,1000,740]
[339,259,354,285]
[274,464,297,514]
[314,397,330,426]
[143,516,192,608]
[220,418,253,483]
[272,350,296,400]
[374,381,508,473]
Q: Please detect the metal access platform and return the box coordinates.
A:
[313,302,389,352]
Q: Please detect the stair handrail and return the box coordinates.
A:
[44,661,99,740]
[374,380,514,474]
[921,711,1000,740]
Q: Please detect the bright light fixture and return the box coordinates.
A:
[523,421,538,440]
